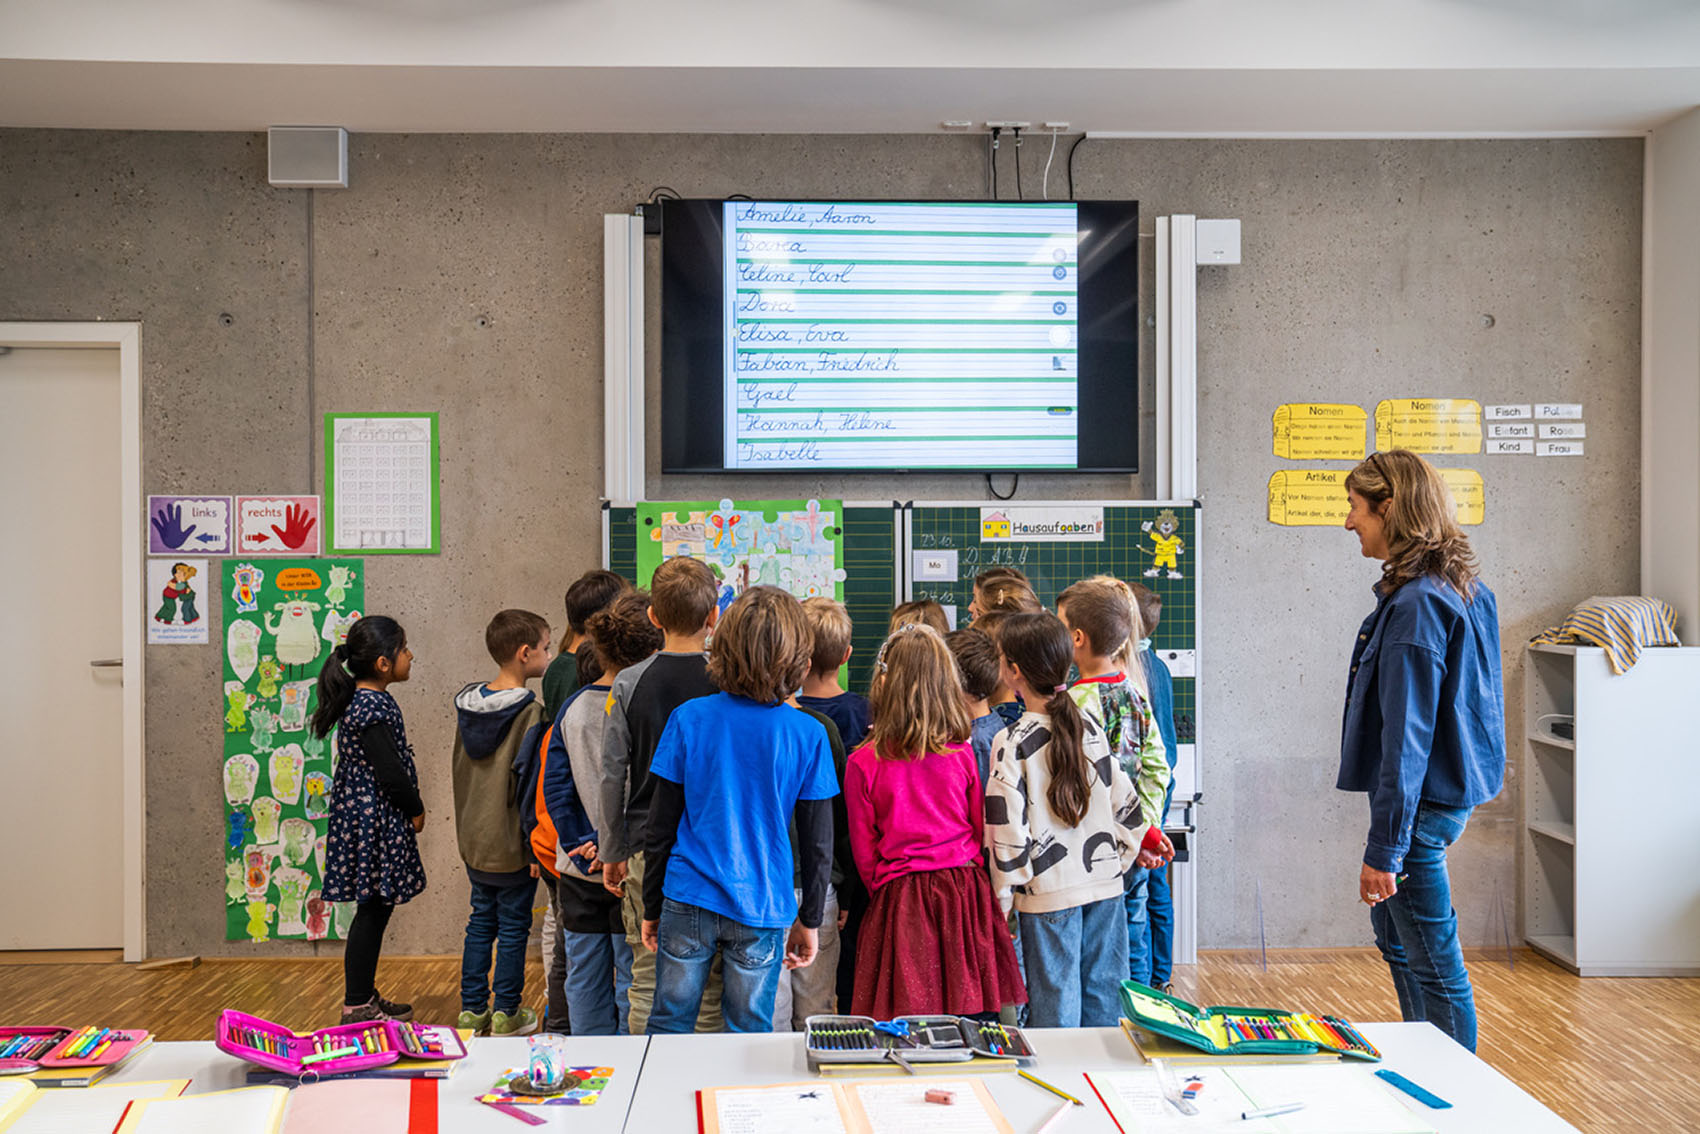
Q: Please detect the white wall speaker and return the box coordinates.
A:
[1195,219,1241,265]
[268,126,348,188]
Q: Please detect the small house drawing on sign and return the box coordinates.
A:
[982,511,1011,539]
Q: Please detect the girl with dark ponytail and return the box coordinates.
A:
[314,615,428,1024]
[986,612,1145,1028]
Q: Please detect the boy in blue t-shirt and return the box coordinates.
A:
[640,586,839,1034]
[795,597,871,748]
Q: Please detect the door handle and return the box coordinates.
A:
[89,658,124,668]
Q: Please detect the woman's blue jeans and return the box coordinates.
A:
[1370,802,1478,1051]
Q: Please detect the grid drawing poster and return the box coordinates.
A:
[223,558,364,941]
[635,498,847,611]
[325,413,440,554]
[724,201,1079,469]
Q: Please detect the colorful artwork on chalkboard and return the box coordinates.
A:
[636,498,847,608]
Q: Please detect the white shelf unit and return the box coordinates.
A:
[1523,642,1700,975]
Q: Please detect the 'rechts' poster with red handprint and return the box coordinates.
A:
[236,495,322,556]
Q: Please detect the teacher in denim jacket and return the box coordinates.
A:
[1339,449,1505,1052]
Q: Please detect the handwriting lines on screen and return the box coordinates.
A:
[723,202,1079,470]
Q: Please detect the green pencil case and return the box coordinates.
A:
[1118,980,1381,1061]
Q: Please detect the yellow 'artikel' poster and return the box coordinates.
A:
[1374,398,1482,454]
[1272,403,1368,460]
[1267,470,1350,526]
[1268,468,1486,526]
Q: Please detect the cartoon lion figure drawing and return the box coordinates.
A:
[1141,509,1186,579]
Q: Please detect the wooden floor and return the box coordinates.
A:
[2,948,1696,1130]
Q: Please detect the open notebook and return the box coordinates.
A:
[114,1087,289,1134]
[109,1080,437,1134]
[699,1079,1014,1134]
[0,1079,188,1134]
[1087,1065,1435,1134]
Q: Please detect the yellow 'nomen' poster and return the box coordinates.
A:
[1374,398,1482,454]
[1272,403,1368,460]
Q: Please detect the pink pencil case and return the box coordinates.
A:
[215,1010,466,1076]
[0,1026,149,1068]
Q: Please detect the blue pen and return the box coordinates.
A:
[78,1029,111,1058]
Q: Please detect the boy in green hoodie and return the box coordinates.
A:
[452,609,551,1035]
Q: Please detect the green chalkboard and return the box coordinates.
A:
[605,502,899,694]
[906,502,1199,743]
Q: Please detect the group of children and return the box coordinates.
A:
[308,560,1181,1035]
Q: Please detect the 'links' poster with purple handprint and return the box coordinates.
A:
[223,558,364,942]
[148,495,232,554]
[635,499,847,609]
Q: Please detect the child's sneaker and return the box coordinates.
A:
[458,1008,493,1035]
[341,997,390,1025]
[373,992,413,1022]
[491,1007,539,1037]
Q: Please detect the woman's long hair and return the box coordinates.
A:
[1345,449,1480,599]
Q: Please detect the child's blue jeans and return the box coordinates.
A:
[460,877,536,1015]
[648,899,784,1034]
[1019,894,1128,1028]
[1146,776,1179,985]
[563,929,634,1035]
[1123,867,1152,984]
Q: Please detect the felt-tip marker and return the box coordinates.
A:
[1242,1102,1304,1120]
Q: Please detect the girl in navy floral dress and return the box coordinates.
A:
[312,615,427,1023]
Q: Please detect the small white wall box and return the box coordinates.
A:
[1196,219,1241,264]
[268,126,349,188]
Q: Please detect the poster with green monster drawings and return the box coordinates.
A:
[223,558,363,942]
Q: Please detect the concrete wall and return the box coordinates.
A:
[1643,108,1700,643]
[0,130,1641,956]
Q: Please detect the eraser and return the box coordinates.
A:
[925,1088,956,1105]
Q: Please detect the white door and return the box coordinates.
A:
[0,346,125,948]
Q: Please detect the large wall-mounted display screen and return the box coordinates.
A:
[661,199,1139,474]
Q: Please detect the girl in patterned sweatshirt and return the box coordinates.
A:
[985,611,1153,1028]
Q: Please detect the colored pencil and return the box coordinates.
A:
[1018,1070,1083,1106]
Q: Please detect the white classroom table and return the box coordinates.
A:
[626,1023,1580,1134]
[112,1033,650,1132]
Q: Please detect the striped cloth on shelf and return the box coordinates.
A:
[1530,595,1680,675]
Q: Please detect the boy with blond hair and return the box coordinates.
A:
[796,597,871,748]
